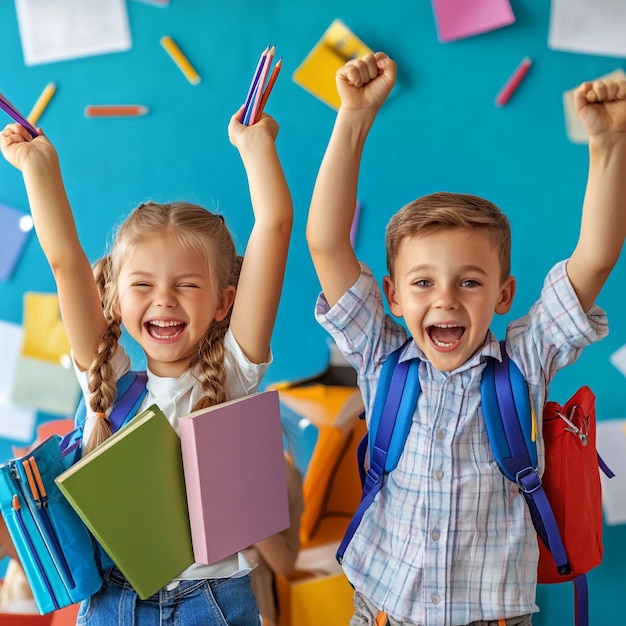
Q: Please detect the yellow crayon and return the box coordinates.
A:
[160,36,200,85]
[27,82,56,126]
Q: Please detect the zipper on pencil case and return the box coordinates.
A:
[21,458,76,588]
[10,472,61,611]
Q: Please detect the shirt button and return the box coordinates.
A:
[431,531,440,541]
[436,429,445,440]
[431,594,440,604]
[434,469,443,480]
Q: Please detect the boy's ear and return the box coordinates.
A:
[214,286,236,322]
[495,275,516,315]
[383,276,403,317]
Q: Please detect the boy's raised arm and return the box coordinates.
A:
[567,79,626,312]
[306,53,397,307]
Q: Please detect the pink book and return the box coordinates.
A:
[178,390,289,564]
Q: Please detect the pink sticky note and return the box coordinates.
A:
[431,0,515,43]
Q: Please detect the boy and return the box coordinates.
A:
[306,52,626,626]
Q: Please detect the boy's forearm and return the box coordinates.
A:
[568,137,626,309]
[307,108,376,251]
[580,138,626,265]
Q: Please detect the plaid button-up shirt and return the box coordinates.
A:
[315,260,607,626]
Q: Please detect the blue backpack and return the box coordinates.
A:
[61,370,148,571]
[60,370,148,463]
[337,342,613,626]
[0,371,149,613]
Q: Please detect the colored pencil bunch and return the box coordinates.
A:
[241,45,282,126]
[0,92,39,137]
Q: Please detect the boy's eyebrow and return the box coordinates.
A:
[408,264,489,276]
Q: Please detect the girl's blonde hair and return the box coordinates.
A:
[385,192,512,281]
[85,201,240,454]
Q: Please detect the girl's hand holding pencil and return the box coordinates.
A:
[240,45,282,126]
[1,123,56,174]
[0,92,39,138]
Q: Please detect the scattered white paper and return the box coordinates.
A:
[0,321,36,442]
[596,419,626,525]
[549,0,626,58]
[609,343,626,378]
[562,69,626,144]
[15,0,132,66]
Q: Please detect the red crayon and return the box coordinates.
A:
[495,57,532,107]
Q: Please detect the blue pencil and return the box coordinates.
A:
[241,45,269,123]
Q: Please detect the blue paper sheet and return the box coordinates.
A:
[0,202,32,281]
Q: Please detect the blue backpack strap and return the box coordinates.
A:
[60,371,148,461]
[337,343,420,563]
[482,343,570,576]
[108,371,148,432]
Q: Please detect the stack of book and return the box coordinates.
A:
[55,390,289,599]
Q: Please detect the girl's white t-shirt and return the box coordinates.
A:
[73,328,272,581]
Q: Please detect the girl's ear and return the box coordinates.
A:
[214,286,236,322]
[495,275,516,315]
[383,275,403,317]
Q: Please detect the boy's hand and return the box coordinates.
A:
[574,79,626,141]
[0,122,56,172]
[336,52,397,112]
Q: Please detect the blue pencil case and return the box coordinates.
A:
[0,435,103,614]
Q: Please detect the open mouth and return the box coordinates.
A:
[145,320,186,340]
[428,324,465,348]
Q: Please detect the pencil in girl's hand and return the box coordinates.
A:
[241,45,269,123]
[0,92,39,137]
[255,57,282,123]
[245,45,275,126]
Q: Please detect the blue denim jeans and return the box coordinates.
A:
[77,568,260,626]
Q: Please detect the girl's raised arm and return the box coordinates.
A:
[227,111,293,364]
[0,124,106,369]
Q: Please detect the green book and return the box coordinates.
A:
[55,404,194,599]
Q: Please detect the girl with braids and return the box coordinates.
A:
[0,106,293,626]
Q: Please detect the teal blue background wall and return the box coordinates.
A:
[0,1,625,623]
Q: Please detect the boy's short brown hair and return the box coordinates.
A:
[385,192,512,281]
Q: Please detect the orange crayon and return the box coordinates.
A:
[85,105,149,118]
[255,57,283,122]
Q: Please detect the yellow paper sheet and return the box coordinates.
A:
[293,19,373,110]
[21,292,72,364]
